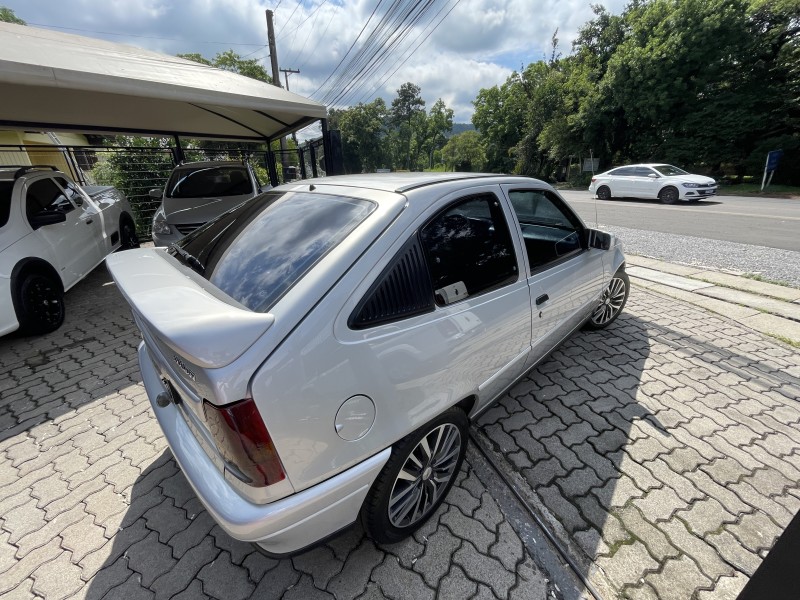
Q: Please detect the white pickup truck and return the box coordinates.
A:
[0,165,138,336]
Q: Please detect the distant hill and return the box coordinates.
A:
[447,123,475,138]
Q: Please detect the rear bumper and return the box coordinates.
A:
[138,342,390,554]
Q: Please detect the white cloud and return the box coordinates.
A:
[4,0,627,123]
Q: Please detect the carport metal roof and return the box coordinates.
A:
[0,22,328,142]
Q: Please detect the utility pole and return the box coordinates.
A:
[280,68,301,147]
[265,9,289,173]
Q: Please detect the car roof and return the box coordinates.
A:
[279,172,546,194]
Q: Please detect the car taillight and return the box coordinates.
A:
[202,397,286,487]
[591,177,597,182]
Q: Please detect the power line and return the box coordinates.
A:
[276,0,303,36]
[26,22,267,46]
[310,0,386,97]
[297,5,337,70]
[353,0,462,106]
[326,0,437,106]
[278,0,329,43]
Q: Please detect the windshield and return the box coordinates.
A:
[653,165,689,176]
[172,191,375,312]
[166,166,253,198]
[0,180,12,227]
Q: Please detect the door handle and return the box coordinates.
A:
[85,219,93,224]
[536,294,549,306]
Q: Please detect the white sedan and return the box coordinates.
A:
[589,163,717,204]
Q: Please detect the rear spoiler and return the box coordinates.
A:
[106,249,274,369]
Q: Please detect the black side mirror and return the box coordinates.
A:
[586,229,611,250]
[30,211,67,230]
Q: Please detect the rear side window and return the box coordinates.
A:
[174,191,375,312]
[166,166,253,198]
[0,181,12,227]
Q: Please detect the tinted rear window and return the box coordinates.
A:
[173,191,375,312]
[0,181,12,227]
[166,166,253,198]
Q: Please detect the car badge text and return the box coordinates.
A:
[173,355,196,381]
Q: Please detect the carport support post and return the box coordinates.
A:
[172,135,185,165]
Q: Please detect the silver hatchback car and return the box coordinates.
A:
[107,173,628,556]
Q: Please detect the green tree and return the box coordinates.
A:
[419,99,454,169]
[0,6,25,24]
[441,131,486,172]
[472,76,528,173]
[331,99,390,173]
[390,83,426,169]
[178,50,271,84]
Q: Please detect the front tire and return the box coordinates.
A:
[15,272,65,335]
[119,216,140,250]
[585,269,629,330]
[596,185,611,200]
[659,186,679,204]
[361,407,469,544]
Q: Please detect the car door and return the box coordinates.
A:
[630,167,661,198]
[24,177,91,287]
[609,167,637,196]
[55,177,107,265]
[342,186,534,416]
[501,186,606,368]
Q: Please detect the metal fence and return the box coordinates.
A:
[1,139,330,240]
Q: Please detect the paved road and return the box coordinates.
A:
[560,191,800,252]
[1,268,799,599]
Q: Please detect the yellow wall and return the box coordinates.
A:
[0,131,90,176]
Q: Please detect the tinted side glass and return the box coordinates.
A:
[634,167,655,177]
[0,181,12,228]
[610,167,636,176]
[420,194,517,306]
[508,190,583,271]
[26,178,75,223]
[55,178,84,206]
[175,191,375,312]
[166,166,253,198]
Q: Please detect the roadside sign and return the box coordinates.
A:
[767,150,783,171]
[583,158,599,172]
[761,149,783,191]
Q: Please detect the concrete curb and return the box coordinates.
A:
[626,255,800,346]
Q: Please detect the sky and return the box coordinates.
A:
[3,0,627,123]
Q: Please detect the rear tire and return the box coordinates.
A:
[361,407,469,544]
[659,186,679,204]
[596,185,611,200]
[15,272,65,335]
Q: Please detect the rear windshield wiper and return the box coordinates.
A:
[169,243,205,275]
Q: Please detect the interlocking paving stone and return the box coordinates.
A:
[645,554,712,600]
[3,266,800,599]
[30,551,83,600]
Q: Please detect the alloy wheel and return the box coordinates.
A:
[25,277,63,329]
[388,423,462,528]
[591,275,627,326]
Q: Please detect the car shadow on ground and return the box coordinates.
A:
[0,267,144,444]
[476,311,662,588]
[475,289,800,598]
